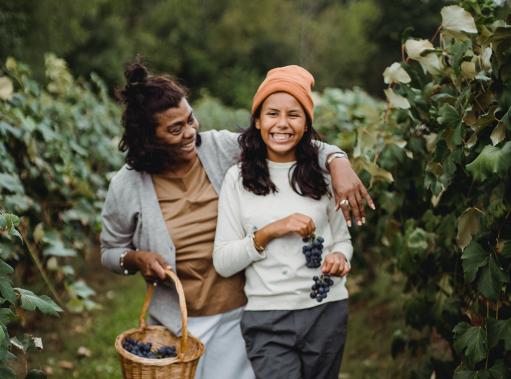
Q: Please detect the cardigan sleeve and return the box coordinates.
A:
[213,166,266,277]
[315,141,345,171]
[100,175,138,274]
[204,129,346,174]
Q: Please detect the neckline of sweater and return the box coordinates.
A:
[266,160,297,169]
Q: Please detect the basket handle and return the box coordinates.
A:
[138,269,188,359]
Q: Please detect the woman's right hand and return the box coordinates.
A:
[270,213,316,238]
[123,250,171,282]
[255,213,315,249]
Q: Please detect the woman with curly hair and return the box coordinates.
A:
[100,61,369,379]
[213,65,352,379]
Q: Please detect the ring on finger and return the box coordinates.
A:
[339,199,349,207]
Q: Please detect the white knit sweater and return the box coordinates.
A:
[213,160,353,311]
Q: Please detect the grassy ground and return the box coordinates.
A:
[341,270,408,379]
[22,255,407,378]
[26,261,146,378]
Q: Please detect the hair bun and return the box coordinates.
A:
[125,62,148,85]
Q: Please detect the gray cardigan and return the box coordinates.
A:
[100,129,343,333]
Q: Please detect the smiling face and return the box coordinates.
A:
[154,98,199,170]
[256,92,307,163]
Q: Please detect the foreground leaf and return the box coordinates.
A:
[453,322,488,365]
[383,63,411,84]
[441,5,478,33]
[384,88,410,109]
[487,319,511,350]
[16,289,63,316]
[477,256,508,301]
[457,208,481,251]
[461,241,488,283]
[465,142,511,181]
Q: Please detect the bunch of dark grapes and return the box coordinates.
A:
[302,235,324,268]
[122,337,177,359]
[310,274,334,302]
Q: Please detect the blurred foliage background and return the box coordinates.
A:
[1,0,447,108]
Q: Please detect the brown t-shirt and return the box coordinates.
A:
[152,158,247,316]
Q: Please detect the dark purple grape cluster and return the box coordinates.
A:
[122,337,177,359]
[302,235,325,268]
[310,274,334,302]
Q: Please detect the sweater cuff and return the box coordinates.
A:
[245,235,267,262]
[330,243,353,266]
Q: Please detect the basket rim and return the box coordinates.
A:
[115,326,204,366]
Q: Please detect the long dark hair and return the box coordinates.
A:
[116,59,201,174]
[238,106,329,200]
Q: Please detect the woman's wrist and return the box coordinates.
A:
[326,152,348,171]
[253,226,274,251]
[120,250,140,273]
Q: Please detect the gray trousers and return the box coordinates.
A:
[240,300,348,379]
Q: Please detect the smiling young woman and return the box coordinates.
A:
[214,65,352,379]
[255,92,307,163]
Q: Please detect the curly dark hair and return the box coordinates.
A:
[238,106,329,200]
[116,59,201,174]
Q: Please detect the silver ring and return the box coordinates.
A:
[339,199,349,207]
[153,282,157,287]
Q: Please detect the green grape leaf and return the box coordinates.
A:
[487,319,511,350]
[477,255,508,301]
[0,326,5,344]
[454,364,506,379]
[466,141,511,181]
[453,322,488,365]
[0,277,16,304]
[16,289,63,316]
[457,209,481,251]
[487,360,508,378]
[0,261,14,275]
[0,173,24,193]
[0,121,22,138]
[0,309,15,325]
[67,280,96,299]
[437,104,461,129]
[42,238,77,257]
[461,241,488,283]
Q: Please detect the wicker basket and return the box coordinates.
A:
[115,269,205,379]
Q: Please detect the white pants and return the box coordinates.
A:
[188,306,255,379]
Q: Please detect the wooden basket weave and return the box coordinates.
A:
[115,269,205,379]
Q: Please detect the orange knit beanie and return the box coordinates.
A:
[251,65,315,121]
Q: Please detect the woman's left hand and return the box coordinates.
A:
[321,252,350,277]
[328,157,375,227]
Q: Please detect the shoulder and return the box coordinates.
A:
[107,165,143,199]
[224,163,242,182]
[221,164,243,189]
[199,129,239,145]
